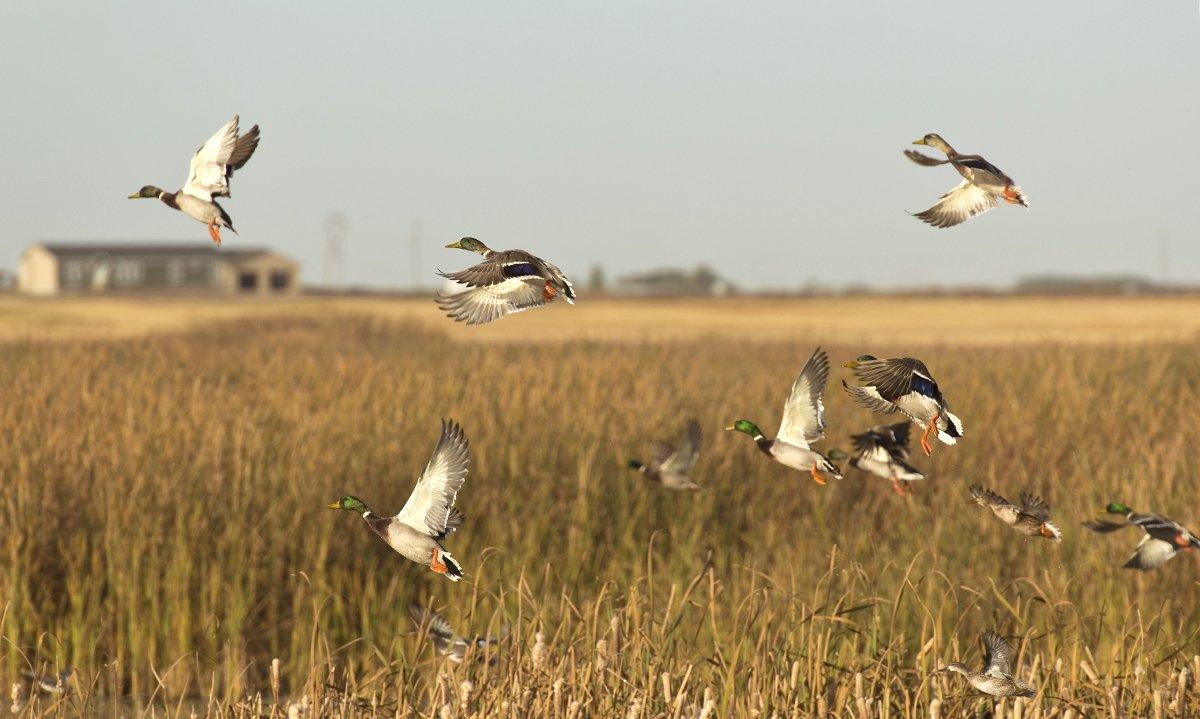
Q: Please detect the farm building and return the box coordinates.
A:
[18,242,300,296]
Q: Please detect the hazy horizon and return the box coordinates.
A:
[3,2,1197,290]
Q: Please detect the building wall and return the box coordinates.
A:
[216,254,301,296]
[19,245,301,296]
[54,254,223,294]
[18,245,60,295]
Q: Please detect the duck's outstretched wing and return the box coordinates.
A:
[438,507,466,540]
[1083,519,1129,534]
[777,347,830,448]
[660,419,702,474]
[878,422,913,450]
[182,115,260,200]
[396,421,470,537]
[436,279,549,325]
[953,154,1010,181]
[1018,492,1053,522]
[903,149,951,167]
[852,422,913,459]
[849,427,887,457]
[409,605,459,643]
[1127,513,1186,542]
[912,180,1000,229]
[841,381,900,415]
[439,251,544,288]
[970,485,1020,526]
[982,631,1015,678]
[847,357,942,405]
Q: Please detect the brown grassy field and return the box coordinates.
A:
[3,293,1200,345]
[3,296,1200,718]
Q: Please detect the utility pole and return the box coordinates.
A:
[1157,229,1169,288]
[324,213,349,289]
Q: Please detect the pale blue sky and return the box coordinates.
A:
[2,2,1197,289]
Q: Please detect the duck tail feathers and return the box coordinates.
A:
[937,411,963,445]
[441,552,463,581]
[821,456,844,480]
[1004,185,1029,208]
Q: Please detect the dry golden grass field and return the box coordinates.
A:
[3,295,1200,718]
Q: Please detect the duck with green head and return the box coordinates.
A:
[436,237,576,325]
[327,420,470,581]
[904,132,1028,228]
[1084,502,1200,570]
[841,354,963,456]
[726,347,842,485]
[127,115,260,246]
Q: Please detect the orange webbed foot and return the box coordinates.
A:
[810,466,827,486]
[920,414,939,456]
[430,549,448,574]
[208,223,222,246]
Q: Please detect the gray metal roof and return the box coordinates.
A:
[39,242,267,255]
[35,242,288,263]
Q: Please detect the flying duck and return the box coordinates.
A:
[841,355,963,456]
[128,115,260,245]
[1084,503,1200,570]
[19,669,74,696]
[969,485,1062,541]
[939,631,1036,698]
[726,347,842,485]
[628,419,703,491]
[436,238,576,325]
[905,133,1027,228]
[828,422,926,494]
[328,420,470,581]
[409,605,503,664]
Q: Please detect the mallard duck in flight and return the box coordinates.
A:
[437,238,576,325]
[19,669,74,696]
[328,420,469,581]
[842,355,963,456]
[628,418,702,491]
[939,631,1035,698]
[1084,503,1200,570]
[409,605,504,664]
[828,422,925,494]
[969,485,1062,541]
[726,347,842,485]
[905,133,1027,228]
[128,115,260,245]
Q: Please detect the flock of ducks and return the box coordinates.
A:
[320,344,1199,700]
[124,116,1194,701]
[127,121,1023,324]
